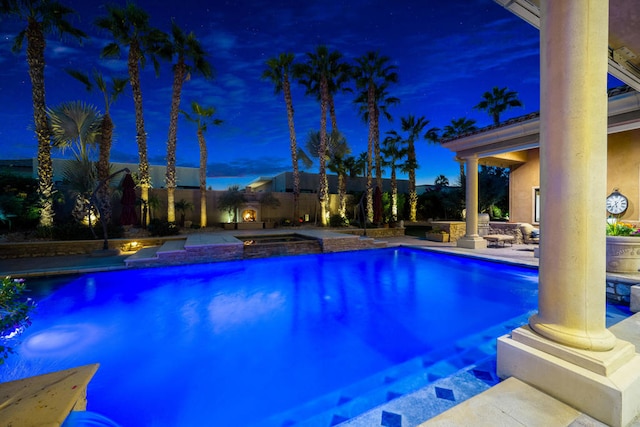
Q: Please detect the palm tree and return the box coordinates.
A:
[2,0,86,226]
[67,69,128,224]
[392,115,439,222]
[174,199,193,227]
[442,117,478,139]
[382,133,406,221]
[160,21,212,223]
[294,46,336,226]
[474,86,523,125]
[47,101,103,223]
[262,53,301,222]
[181,101,222,228]
[442,117,477,183]
[96,3,165,226]
[434,175,450,188]
[47,101,103,159]
[352,51,399,222]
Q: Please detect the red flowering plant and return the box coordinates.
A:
[0,276,35,364]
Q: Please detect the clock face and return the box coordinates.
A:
[606,193,628,215]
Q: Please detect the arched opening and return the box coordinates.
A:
[242,209,257,222]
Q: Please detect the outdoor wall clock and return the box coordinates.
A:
[606,188,628,215]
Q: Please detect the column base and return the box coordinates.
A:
[456,235,487,249]
[497,327,640,427]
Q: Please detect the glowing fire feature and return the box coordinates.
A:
[242,209,257,222]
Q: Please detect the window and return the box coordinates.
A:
[533,187,540,224]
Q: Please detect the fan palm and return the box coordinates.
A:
[474,86,523,125]
[181,101,222,228]
[47,101,103,159]
[47,101,103,223]
[160,21,212,223]
[262,53,301,221]
[96,3,165,226]
[66,69,128,224]
[352,51,399,221]
[2,0,86,226]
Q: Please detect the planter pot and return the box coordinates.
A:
[606,235,640,273]
[425,232,449,243]
[223,223,236,230]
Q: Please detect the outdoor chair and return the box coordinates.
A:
[520,223,540,244]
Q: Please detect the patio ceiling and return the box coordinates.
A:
[494,0,640,92]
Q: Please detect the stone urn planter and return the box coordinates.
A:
[606,236,640,273]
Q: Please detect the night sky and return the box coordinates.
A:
[2,0,547,189]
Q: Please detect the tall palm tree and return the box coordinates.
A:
[181,101,222,228]
[392,115,439,222]
[352,51,399,222]
[262,53,301,222]
[47,101,103,223]
[295,46,337,226]
[317,130,350,220]
[442,117,477,183]
[67,69,128,224]
[382,133,406,221]
[473,86,523,125]
[2,0,86,226]
[96,3,165,226]
[160,21,212,223]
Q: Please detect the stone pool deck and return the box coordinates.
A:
[2,230,640,426]
[0,230,538,278]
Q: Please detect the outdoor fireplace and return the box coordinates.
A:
[242,208,257,222]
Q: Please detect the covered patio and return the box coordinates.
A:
[438,0,640,425]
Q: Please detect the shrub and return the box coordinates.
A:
[329,214,347,227]
[0,276,35,364]
[147,219,179,236]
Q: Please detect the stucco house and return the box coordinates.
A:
[444,85,640,226]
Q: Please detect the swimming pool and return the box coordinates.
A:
[2,247,541,426]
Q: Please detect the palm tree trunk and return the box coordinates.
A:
[27,19,54,227]
[283,75,300,222]
[128,39,150,226]
[408,142,417,221]
[338,171,346,218]
[166,60,186,223]
[366,83,375,223]
[97,113,114,224]
[374,106,383,191]
[391,166,398,220]
[328,96,338,133]
[318,77,329,226]
[198,129,207,227]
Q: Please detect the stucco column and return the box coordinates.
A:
[529,0,615,351]
[497,3,640,425]
[457,155,487,249]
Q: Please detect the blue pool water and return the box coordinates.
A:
[2,248,541,426]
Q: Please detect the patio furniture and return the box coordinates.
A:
[520,223,540,244]
[484,234,515,247]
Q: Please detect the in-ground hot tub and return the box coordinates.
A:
[236,233,322,258]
